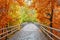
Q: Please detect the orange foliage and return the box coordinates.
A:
[31,0,60,40]
[0,0,12,27]
[52,4,60,40]
[16,0,24,6]
[33,0,51,26]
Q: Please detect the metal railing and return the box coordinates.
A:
[0,24,20,40]
[39,23,60,40]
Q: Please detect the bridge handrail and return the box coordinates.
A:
[39,23,60,40]
[40,27,54,40]
[39,23,60,32]
[0,24,20,39]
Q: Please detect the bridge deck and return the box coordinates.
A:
[8,23,50,40]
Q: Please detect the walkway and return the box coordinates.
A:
[8,23,50,40]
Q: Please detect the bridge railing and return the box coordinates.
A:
[40,23,60,40]
[0,24,20,40]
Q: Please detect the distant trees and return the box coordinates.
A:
[20,6,37,23]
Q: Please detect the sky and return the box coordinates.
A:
[24,0,33,6]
